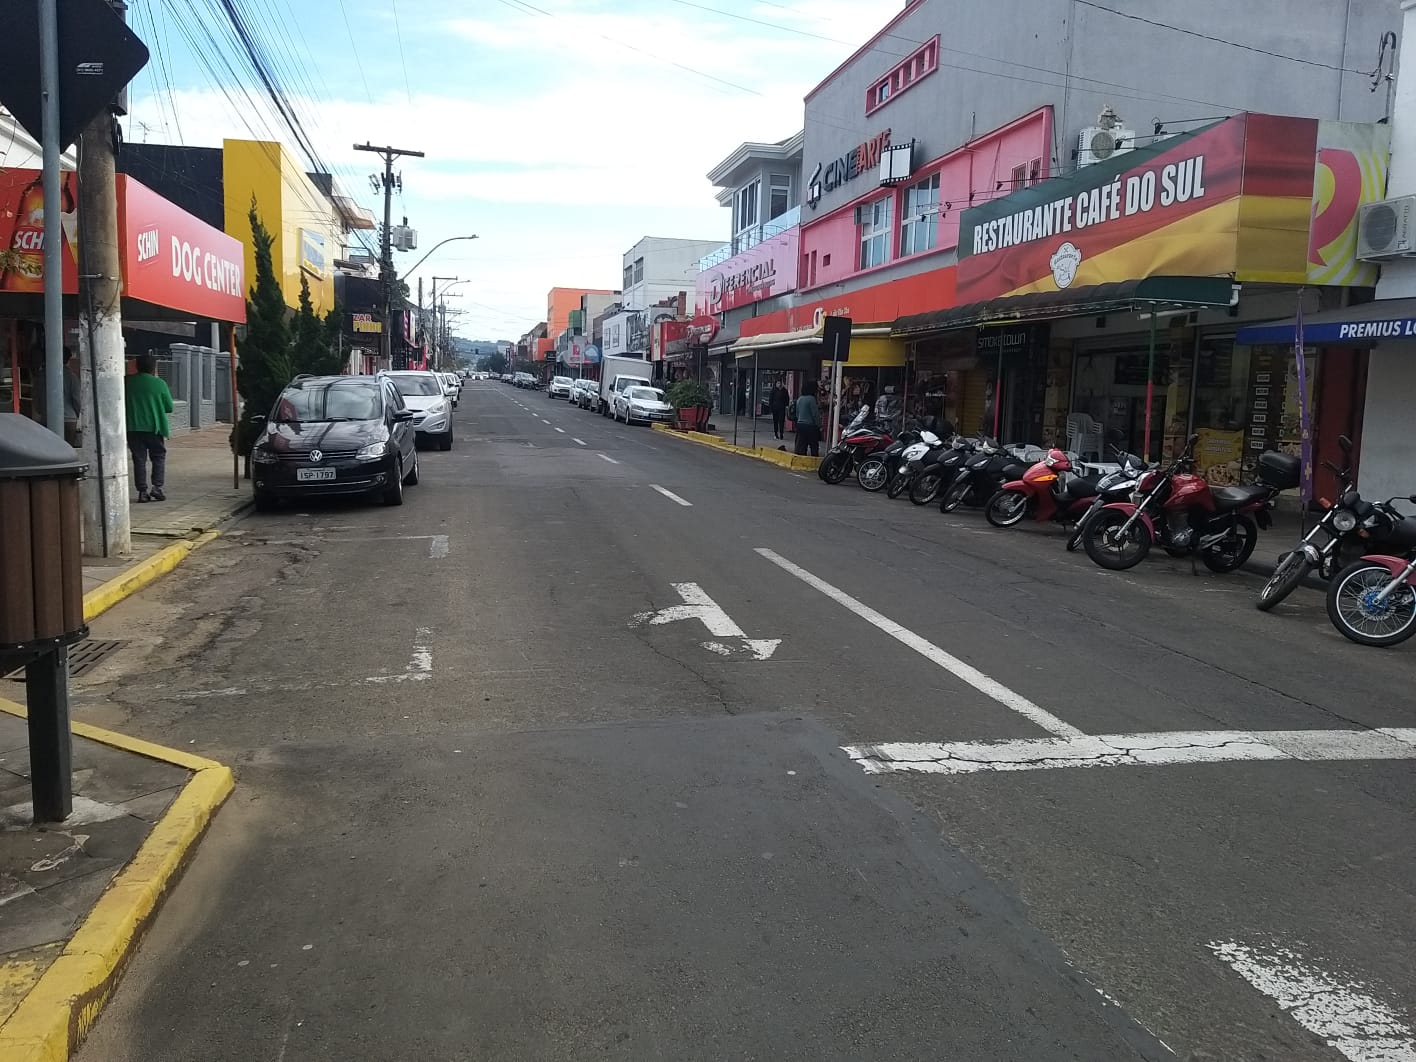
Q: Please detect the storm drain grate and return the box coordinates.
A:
[4,639,125,680]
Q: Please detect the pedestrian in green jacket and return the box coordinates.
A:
[125,354,174,503]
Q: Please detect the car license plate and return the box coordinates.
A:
[296,468,336,482]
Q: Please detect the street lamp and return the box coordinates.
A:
[403,234,479,278]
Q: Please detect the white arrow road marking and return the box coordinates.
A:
[631,582,781,660]
[367,627,434,683]
[1209,940,1416,1062]
[650,485,692,507]
[842,728,1416,775]
[757,547,1081,738]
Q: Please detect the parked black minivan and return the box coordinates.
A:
[250,375,418,510]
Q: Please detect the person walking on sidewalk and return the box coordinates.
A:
[124,353,174,503]
[793,381,821,457]
[769,381,790,440]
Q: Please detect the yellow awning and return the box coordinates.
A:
[844,336,906,368]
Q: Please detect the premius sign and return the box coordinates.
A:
[956,113,1388,304]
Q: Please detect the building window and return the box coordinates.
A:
[633,258,644,284]
[768,174,792,221]
[857,197,891,270]
[865,34,939,115]
[623,265,633,289]
[735,180,759,237]
[900,173,939,257]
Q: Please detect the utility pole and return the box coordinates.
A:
[77,0,132,556]
[354,142,424,370]
[431,276,457,371]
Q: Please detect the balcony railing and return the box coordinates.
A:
[696,207,802,272]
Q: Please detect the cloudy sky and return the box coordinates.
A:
[124,0,890,341]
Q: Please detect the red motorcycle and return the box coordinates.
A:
[818,409,894,485]
[1083,434,1280,572]
[983,449,1099,530]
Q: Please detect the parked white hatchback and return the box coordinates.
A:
[382,370,454,450]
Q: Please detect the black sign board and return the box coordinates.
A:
[822,315,851,362]
[0,0,150,151]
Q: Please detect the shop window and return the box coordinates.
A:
[857,197,891,270]
[900,173,940,257]
[768,174,792,220]
[866,35,940,115]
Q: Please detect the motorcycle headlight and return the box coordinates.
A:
[1331,510,1358,532]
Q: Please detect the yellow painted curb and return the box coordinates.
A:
[0,698,233,1062]
[82,529,222,624]
[652,424,823,473]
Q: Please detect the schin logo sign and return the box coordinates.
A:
[807,129,892,210]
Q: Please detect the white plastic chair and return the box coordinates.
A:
[1066,413,1103,461]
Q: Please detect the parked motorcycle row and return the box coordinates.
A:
[818,410,1416,648]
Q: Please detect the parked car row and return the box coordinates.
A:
[250,369,461,512]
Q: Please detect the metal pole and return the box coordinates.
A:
[230,332,240,489]
[732,360,739,446]
[992,347,1003,439]
[1144,308,1158,464]
[38,0,64,437]
[751,352,759,448]
[26,647,73,822]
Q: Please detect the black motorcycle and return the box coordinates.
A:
[938,443,1031,513]
[1064,451,1148,551]
[1256,435,1416,610]
[907,437,978,506]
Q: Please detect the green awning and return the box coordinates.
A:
[892,276,1237,337]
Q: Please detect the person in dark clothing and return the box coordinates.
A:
[793,380,821,456]
[63,347,81,448]
[769,381,790,440]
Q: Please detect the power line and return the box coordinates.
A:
[491,0,762,96]
[390,0,414,104]
[336,0,375,104]
[1074,1,1373,74]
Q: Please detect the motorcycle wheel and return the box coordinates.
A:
[1255,550,1311,611]
[856,455,889,492]
[1066,508,1096,552]
[1201,515,1258,573]
[938,477,971,513]
[819,451,850,484]
[1083,509,1151,571]
[984,489,1029,528]
[910,471,943,506]
[886,472,911,499]
[1325,560,1416,647]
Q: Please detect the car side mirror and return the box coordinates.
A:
[394,409,414,422]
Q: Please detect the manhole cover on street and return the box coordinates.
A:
[4,639,124,681]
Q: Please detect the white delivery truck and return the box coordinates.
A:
[598,355,653,416]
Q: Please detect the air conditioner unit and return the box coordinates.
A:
[1357,196,1416,260]
[1077,125,1135,168]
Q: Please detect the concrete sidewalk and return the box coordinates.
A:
[0,701,233,1061]
[83,427,249,601]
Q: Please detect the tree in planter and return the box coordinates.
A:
[665,378,712,430]
[292,273,344,378]
[233,204,294,461]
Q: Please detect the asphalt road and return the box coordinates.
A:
[75,382,1415,1062]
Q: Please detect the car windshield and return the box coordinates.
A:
[272,381,381,423]
[388,374,443,397]
[628,388,663,401]
[553,377,572,385]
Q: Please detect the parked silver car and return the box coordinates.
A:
[381,370,454,450]
[613,385,673,425]
[570,378,598,409]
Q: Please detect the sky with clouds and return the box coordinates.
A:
[123,0,890,341]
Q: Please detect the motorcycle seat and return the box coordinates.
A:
[1211,484,1270,510]
[1065,477,1099,499]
